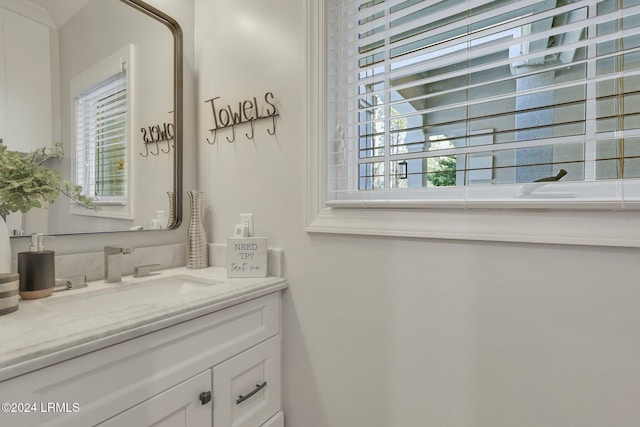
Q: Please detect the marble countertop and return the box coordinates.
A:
[0,266,287,382]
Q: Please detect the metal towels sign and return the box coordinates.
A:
[204,92,278,143]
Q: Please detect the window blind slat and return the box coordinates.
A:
[352,5,638,83]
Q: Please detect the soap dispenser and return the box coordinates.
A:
[18,233,55,300]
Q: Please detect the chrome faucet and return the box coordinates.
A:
[104,246,134,283]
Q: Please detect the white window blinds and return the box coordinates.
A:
[326,0,640,208]
[76,71,128,205]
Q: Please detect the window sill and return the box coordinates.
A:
[70,203,132,221]
[306,206,640,247]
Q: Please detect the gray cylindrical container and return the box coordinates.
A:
[0,273,19,315]
[18,233,55,300]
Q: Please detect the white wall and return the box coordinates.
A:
[195,1,640,426]
[0,4,52,154]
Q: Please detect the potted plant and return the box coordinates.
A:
[0,142,96,272]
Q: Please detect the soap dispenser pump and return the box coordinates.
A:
[18,233,55,300]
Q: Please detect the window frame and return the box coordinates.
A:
[76,72,128,204]
[70,44,135,220]
[305,0,640,247]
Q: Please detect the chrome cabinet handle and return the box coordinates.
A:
[236,381,267,405]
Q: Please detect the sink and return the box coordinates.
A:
[37,274,223,318]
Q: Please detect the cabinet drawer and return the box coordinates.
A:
[213,336,281,427]
[0,292,280,427]
[97,370,212,427]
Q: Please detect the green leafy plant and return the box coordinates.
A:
[428,156,457,187]
[0,142,97,218]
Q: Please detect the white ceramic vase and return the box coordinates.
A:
[0,216,11,273]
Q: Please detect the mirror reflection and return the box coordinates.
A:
[0,0,178,236]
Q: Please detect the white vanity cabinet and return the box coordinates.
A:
[0,291,284,427]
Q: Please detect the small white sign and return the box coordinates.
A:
[226,237,268,278]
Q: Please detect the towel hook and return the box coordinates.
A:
[150,140,160,155]
[140,143,150,157]
[266,114,277,136]
[226,125,236,143]
[161,139,171,154]
[207,129,217,145]
[245,119,255,140]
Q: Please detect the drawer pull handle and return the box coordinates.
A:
[199,391,212,405]
[236,381,267,404]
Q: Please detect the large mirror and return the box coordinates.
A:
[0,0,182,236]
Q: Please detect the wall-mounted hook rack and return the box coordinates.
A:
[205,113,279,144]
[204,92,279,145]
[139,122,174,157]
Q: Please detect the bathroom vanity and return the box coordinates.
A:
[0,267,287,427]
